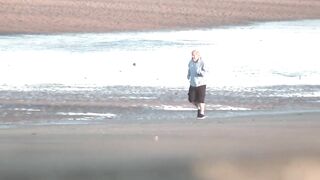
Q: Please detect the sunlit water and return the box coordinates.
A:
[1,20,320,88]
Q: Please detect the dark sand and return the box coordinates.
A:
[1,0,320,33]
[1,112,320,180]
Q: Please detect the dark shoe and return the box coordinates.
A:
[197,109,201,117]
[197,113,206,119]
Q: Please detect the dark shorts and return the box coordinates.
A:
[188,85,206,103]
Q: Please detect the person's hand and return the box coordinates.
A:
[197,69,203,77]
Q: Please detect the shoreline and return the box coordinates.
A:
[1,110,320,129]
[1,85,320,128]
[2,110,320,130]
[1,0,320,34]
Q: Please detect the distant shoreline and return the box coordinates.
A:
[1,0,320,34]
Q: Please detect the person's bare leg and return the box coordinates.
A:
[199,103,205,115]
[192,103,201,117]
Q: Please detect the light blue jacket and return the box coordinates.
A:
[187,58,207,87]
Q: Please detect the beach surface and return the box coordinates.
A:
[1,0,320,179]
[1,112,320,180]
[1,85,320,180]
[1,0,320,33]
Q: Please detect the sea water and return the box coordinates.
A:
[0,19,320,88]
[0,20,320,126]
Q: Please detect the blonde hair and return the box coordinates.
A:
[192,50,200,55]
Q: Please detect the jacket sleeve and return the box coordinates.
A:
[197,61,207,77]
[187,66,191,80]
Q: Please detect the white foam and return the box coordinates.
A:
[153,104,251,111]
[269,91,320,98]
[206,105,251,111]
[152,105,195,111]
[11,108,41,112]
[57,112,116,118]
[118,96,157,100]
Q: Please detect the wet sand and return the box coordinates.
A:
[1,0,320,33]
[1,112,320,180]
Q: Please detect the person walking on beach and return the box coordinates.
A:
[187,50,207,119]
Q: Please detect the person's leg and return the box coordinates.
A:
[194,103,201,116]
[188,86,196,103]
[199,103,205,115]
[193,103,200,109]
[197,85,206,116]
[188,86,201,116]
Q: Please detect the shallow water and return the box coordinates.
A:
[1,20,320,127]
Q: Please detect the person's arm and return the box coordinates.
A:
[187,62,191,80]
[197,61,207,77]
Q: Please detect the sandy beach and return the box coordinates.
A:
[1,0,320,179]
[1,112,320,180]
[1,0,320,33]
[1,85,320,179]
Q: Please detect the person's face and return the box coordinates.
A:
[192,51,200,61]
